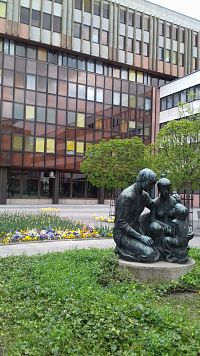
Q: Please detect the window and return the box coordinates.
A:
[36,138,45,153]
[14,104,24,120]
[96,88,103,102]
[127,38,133,52]
[26,105,35,120]
[66,141,75,154]
[68,56,77,68]
[3,69,14,86]
[43,13,51,31]
[120,9,126,24]
[180,28,185,43]
[83,25,90,41]
[193,33,198,47]
[165,49,170,63]
[166,24,171,38]
[173,27,178,41]
[76,142,84,154]
[121,69,128,80]
[46,139,55,153]
[119,36,125,50]
[15,72,25,88]
[159,22,164,36]
[161,97,166,111]
[167,95,173,109]
[37,76,47,92]
[68,83,77,97]
[87,86,95,101]
[53,16,62,33]
[67,112,76,126]
[32,9,41,27]
[144,16,149,31]
[136,41,141,55]
[102,30,108,45]
[48,50,58,64]
[13,136,23,151]
[27,74,36,90]
[37,107,46,122]
[78,84,86,99]
[135,13,142,29]
[47,108,56,123]
[174,92,180,107]
[87,61,94,72]
[96,62,103,74]
[0,1,6,17]
[77,113,85,127]
[74,22,81,38]
[137,71,143,83]
[15,42,26,57]
[180,53,184,67]
[27,46,36,59]
[128,12,134,26]
[103,3,109,18]
[25,136,34,152]
[113,92,120,105]
[84,0,91,12]
[143,43,149,57]
[93,28,99,43]
[38,48,47,61]
[48,78,57,94]
[75,0,82,10]
[158,47,164,61]
[172,51,178,65]
[94,0,100,15]
[129,69,136,81]
[20,7,30,25]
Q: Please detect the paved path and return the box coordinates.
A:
[0,204,199,258]
[0,236,200,258]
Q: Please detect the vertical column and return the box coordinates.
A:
[53,171,59,204]
[0,168,7,204]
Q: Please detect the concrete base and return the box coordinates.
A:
[119,258,195,283]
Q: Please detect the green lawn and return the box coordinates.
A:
[1,248,200,355]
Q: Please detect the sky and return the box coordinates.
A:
[149,0,200,21]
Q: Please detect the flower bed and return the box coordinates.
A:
[0,212,113,244]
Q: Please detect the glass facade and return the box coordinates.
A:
[0,36,164,201]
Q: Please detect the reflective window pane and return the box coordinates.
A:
[27,74,36,90]
[20,7,30,25]
[32,9,41,27]
[43,13,51,31]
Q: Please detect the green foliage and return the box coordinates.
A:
[80,137,145,189]
[1,248,200,355]
[152,119,200,190]
[94,252,136,286]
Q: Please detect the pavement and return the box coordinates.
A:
[0,204,199,258]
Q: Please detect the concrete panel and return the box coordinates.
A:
[52,32,61,46]
[84,12,91,25]
[127,52,133,65]
[160,72,200,97]
[118,50,125,62]
[128,26,133,38]
[93,15,100,28]
[82,40,90,54]
[43,0,52,14]
[20,0,30,7]
[53,3,62,16]
[72,37,81,52]
[166,38,171,50]
[119,23,125,36]
[41,29,51,44]
[30,26,40,42]
[136,28,142,41]
[100,45,108,58]
[32,0,41,10]
[73,9,81,23]
[92,43,99,56]
[102,18,109,31]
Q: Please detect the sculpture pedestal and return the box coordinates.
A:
[119,258,195,283]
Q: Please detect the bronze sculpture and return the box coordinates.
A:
[114,171,193,264]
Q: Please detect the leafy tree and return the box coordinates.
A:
[80,137,145,190]
[152,118,200,191]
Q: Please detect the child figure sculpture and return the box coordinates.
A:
[163,203,194,263]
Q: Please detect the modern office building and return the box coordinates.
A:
[0,0,200,204]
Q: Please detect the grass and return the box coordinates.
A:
[0,248,200,355]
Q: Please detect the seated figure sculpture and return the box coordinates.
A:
[114,168,160,263]
[149,178,194,263]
